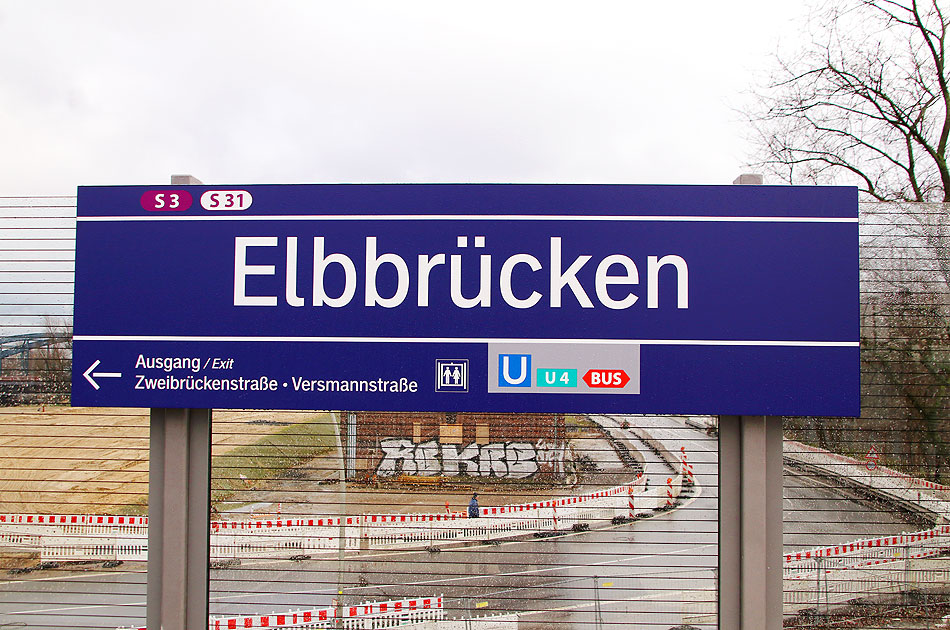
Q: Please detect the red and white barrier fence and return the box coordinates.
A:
[2,478,685,562]
[783,441,950,580]
[784,524,950,576]
[782,440,950,615]
[117,595,443,630]
[783,525,950,614]
[0,514,147,527]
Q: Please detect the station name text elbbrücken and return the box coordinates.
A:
[233,235,689,311]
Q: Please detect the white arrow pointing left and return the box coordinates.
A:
[83,360,123,390]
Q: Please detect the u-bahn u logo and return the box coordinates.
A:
[498,354,532,387]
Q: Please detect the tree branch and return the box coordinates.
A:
[745,0,950,201]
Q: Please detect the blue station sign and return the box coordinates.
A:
[72,184,859,415]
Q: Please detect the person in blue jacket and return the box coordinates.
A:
[468,492,480,518]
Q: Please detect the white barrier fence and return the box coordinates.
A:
[1,477,684,563]
[0,513,149,561]
[409,613,518,630]
[784,555,950,614]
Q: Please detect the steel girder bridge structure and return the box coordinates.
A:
[0,333,66,377]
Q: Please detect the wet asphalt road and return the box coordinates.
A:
[0,416,922,630]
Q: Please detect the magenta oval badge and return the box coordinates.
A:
[140,190,194,211]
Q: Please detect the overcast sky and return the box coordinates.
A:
[0,1,810,195]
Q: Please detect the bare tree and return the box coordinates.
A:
[786,200,949,477]
[747,0,950,202]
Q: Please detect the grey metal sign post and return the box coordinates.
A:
[146,408,211,630]
[719,415,783,630]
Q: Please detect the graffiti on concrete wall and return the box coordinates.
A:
[376,439,566,479]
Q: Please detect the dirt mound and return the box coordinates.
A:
[0,407,330,515]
